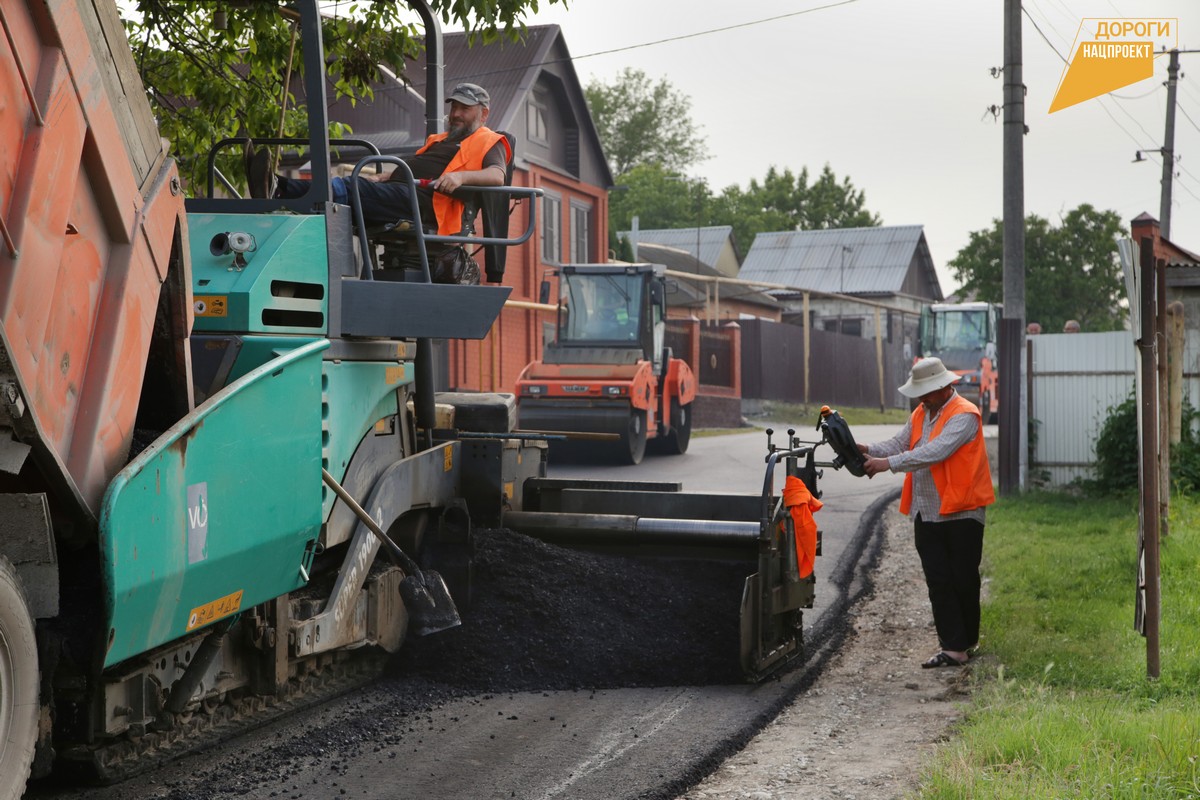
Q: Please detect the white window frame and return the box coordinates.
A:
[541,192,562,264]
[570,199,592,263]
[527,92,550,145]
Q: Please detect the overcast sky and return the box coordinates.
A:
[513,0,1199,295]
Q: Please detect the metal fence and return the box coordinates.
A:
[698,326,735,387]
[665,320,740,390]
[1028,330,1200,485]
[738,318,911,409]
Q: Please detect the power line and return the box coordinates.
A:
[1107,91,1165,145]
[1171,175,1200,205]
[1094,96,1156,151]
[462,0,862,79]
[1179,100,1200,136]
[1022,5,1067,64]
[1110,85,1161,101]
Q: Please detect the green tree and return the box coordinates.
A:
[609,163,883,260]
[124,0,564,191]
[949,204,1128,332]
[609,163,880,257]
[584,68,708,176]
[710,164,881,253]
[608,163,712,235]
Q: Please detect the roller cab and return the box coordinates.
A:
[516,264,696,465]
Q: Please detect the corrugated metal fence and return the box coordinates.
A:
[739,318,910,409]
[1029,330,1200,485]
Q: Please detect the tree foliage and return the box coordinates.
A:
[584,68,708,176]
[123,0,564,191]
[709,165,881,254]
[948,204,1128,332]
[607,163,881,256]
[608,163,710,233]
[587,69,877,255]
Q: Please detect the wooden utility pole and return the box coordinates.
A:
[1156,261,1169,538]
[1136,238,1161,679]
[1167,301,1185,444]
[999,0,1027,495]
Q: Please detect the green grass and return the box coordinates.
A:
[690,402,911,438]
[915,492,1200,799]
[691,427,756,438]
[750,400,911,426]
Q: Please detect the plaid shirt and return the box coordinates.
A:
[867,391,987,525]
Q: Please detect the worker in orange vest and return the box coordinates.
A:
[246,83,510,233]
[857,357,995,669]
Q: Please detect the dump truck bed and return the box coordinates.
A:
[1,0,190,520]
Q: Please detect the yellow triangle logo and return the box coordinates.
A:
[1049,42,1155,113]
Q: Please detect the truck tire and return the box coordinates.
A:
[620,409,647,466]
[663,401,692,455]
[0,557,38,800]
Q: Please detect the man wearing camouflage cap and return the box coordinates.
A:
[857,357,995,670]
[247,82,509,236]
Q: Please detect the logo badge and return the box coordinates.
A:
[1049,19,1178,113]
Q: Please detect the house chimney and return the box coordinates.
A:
[1131,213,1165,260]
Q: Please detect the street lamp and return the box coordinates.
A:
[840,245,852,295]
[838,245,852,334]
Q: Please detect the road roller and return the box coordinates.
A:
[515,264,696,466]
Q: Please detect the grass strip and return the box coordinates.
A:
[749,401,912,426]
[916,492,1200,799]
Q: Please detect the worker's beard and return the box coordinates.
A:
[446,118,482,141]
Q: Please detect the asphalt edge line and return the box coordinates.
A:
[651,486,903,800]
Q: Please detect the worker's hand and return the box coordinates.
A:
[863,457,890,478]
[433,172,464,194]
[857,443,870,455]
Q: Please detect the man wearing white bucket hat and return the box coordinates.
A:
[857,357,995,669]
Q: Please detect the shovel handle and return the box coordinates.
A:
[321,468,420,575]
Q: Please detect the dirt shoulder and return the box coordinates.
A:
[679,507,975,800]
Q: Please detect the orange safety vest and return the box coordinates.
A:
[781,475,822,579]
[416,128,512,235]
[899,394,995,517]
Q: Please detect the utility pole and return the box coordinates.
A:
[1160,49,1180,240]
[1139,49,1200,237]
[1000,0,1027,495]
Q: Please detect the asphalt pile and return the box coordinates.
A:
[390,527,753,691]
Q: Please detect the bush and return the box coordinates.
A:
[1088,393,1200,494]
[1172,403,1200,491]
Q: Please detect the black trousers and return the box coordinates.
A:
[914,514,984,652]
[278,176,418,227]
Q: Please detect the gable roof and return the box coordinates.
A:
[621,226,740,270]
[635,242,782,312]
[739,225,943,299]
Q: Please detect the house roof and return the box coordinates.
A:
[1132,212,1200,266]
[635,242,782,311]
[329,25,612,186]
[327,70,426,153]
[620,226,739,269]
[739,225,943,299]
